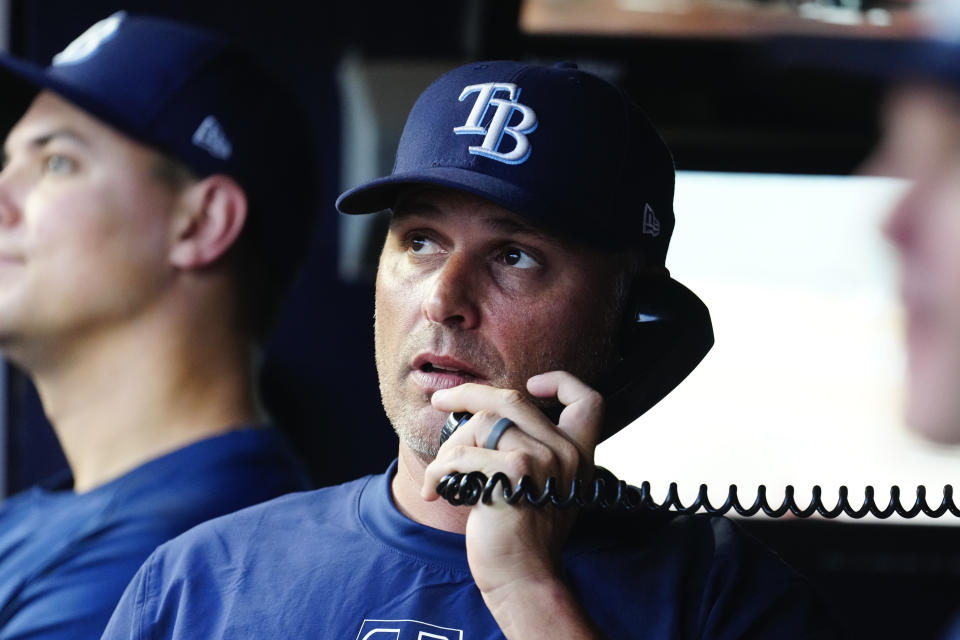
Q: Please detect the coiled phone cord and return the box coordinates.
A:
[437,412,960,518]
[436,468,960,519]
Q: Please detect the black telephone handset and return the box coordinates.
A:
[596,272,714,441]
[437,272,960,518]
[442,273,714,444]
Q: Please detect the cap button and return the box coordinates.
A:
[554,61,578,69]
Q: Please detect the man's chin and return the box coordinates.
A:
[392,408,447,462]
[398,430,443,464]
[906,403,960,445]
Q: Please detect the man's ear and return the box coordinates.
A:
[169,175,248,269]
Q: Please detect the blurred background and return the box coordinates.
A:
[1,0,957,637]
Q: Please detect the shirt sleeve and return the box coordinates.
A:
[0,535,161,640]
[100,531,230,640]
[98,557,152,640]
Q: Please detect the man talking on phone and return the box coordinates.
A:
[104,61,837,639]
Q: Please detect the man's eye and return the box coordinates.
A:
[43,154,76,175]
[499,248,539,269]
[409,235,441,255]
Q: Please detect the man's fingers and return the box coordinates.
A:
[431,383,568,449]
[423,444,535,501]
[526,371,604,453]
[427,375,604,510]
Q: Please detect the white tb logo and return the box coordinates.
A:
[453,82,538,165]
[52,11,126,66]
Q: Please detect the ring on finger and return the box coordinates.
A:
[484,417,515,450]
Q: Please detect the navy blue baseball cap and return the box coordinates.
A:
[336,60,676,265]
[0,11,318,290]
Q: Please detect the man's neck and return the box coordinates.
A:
[24,314,261,494]
[392,445,470,534]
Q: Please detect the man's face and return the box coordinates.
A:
[0,91,180,358]
[374,187,624,460]
[874,84,960,443]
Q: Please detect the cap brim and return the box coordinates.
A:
[336,166,543,218]
[0,56,46,126]
[337,165,642,250]
[0,55,77,109]
[0,54,141,140]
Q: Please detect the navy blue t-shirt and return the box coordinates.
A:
[102,460,837,639]
[0,427,309,640]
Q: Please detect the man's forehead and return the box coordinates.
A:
[6,92,94,147]
[6,90,147,153]
[391,186,553,240]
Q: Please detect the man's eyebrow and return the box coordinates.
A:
[28,128,92,150]
[3,128,91,160]
[2,128,92,170]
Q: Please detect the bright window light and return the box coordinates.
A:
[595,171,960,525]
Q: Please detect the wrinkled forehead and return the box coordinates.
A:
[391,185,566,245]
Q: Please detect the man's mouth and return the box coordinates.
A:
[411,354,485,390]
[420,361,478,379]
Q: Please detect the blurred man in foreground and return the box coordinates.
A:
[870,48,960,443]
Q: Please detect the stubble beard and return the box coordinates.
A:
[375,320,505,463]
[374,306,622,464]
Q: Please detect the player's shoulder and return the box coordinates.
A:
[147,474,374,566]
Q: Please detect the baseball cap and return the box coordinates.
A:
[336,60,676,265]
[0,11,318,291]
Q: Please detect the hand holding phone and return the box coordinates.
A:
[423,372,604,598]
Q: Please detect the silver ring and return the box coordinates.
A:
[484,418,515,450]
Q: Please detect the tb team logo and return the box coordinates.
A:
[355,619,463,640]
[453,83,538,165]
[53,11,126,66]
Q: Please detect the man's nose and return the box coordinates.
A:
[883,182,922,256]
[422,252,481,330]
[0,167,23,228]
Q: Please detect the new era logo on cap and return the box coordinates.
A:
[453,82,538,165]
[192,115,233,160]
[642,204,660,237]
[52,11,125,66]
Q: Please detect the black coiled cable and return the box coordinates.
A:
[437,412,960,518]
[436,467,960,519]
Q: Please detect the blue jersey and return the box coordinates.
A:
[0,427,309,640]
[102,460,837,639]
